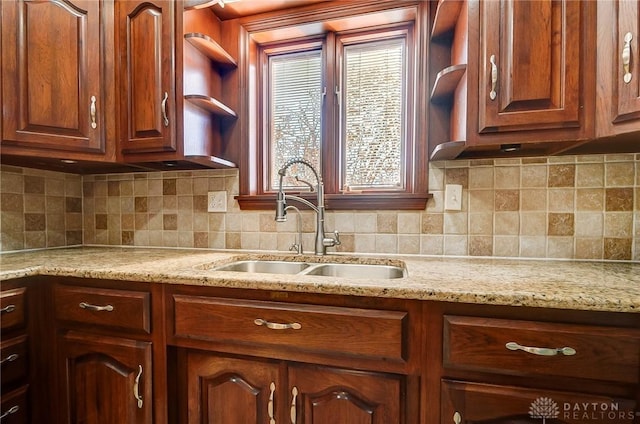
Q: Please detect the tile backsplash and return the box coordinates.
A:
[1,153,638,261]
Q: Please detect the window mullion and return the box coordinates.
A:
[321,32,339,195]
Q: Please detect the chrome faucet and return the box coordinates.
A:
[275,158,340,256]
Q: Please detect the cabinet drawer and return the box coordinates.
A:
[0,384,28,424]
[172,295,408,361]
[0,288,26,332]
[443,316,640,384]
[0,336,28,388]
[54,285,151,334]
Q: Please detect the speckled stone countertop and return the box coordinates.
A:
[1,246,638,313]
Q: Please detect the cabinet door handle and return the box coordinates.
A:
[268,382,276,424]
[290,386,298,424]
[489,54,498,100]
[133,365,143,409]
[0,354,19,365]
[254,318,301,330]
[506,341,576,356]
[79,302,114,312]
[90,95,97,129]
[0,304,15,314]
[0,405,19,421]
[623,32,633,84]
[453,411,462,424]
[161,92,169,127]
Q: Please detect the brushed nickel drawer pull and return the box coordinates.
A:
[0,354,19,365]
[254,318,301,330]
[134,365,143,408]
[0,305,15,314]
[506,341,576,356]
[90,95,97,129]
[0,405,19,420]
[623,32,633,84]
[489,54,498,100]
[161,92,169,127]
[268,382,276,424]
[290,386,298,424]
[79,302,114,312]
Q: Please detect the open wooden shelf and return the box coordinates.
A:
[430,63,467,104]
[431,0,463,39]
[184,33,237,68]
[184,94,237,118]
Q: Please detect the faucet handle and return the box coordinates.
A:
[323,231,340,247]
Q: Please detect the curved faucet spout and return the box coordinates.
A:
[275,157,339,255]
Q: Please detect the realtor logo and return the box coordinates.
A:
[529,397,560,423]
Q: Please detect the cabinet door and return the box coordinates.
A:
[58,331,152,424]
[613,0,640,123]
[1,0,104,153]
[116,0,175,155]
[288,364,403,424]
[441,379,638,424]
[478,0,583,133]
[184,351,279,424]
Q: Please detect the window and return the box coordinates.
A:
[237,2,430,210]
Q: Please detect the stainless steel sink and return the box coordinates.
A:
[214,260,310,274]
[301,263,406,279]
[210,258,406,279]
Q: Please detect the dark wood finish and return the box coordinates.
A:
[182,351,280,424]
[0,288,26,332]
[0,336,28,388]
[0,385,29,424]
[441,380,638,424]
[568,0,640,155]
[117,0,176,156]
[57,330,153,424]
[428,0,597,160]
[171,295,408,362]
[421,301,640,424]
[0,0,117,164]
[290,364,403,424]
[53,284,151,334]
[443,315,640,384]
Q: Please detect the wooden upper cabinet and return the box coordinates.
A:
[116,0,176,156]
[1,0,110,157]
[478,0,581,133]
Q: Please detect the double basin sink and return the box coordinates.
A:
[206,257,407,279]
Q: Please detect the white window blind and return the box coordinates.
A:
[342,38,406,190]
[269,51,323,190]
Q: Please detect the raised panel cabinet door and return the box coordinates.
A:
[614,0,640,123]
[288,364,403,424]
[184,351,280,424]
[478,0,582,133]
[441,380,638,424]
[117,0,175,155]
[1,0,104,152]
[58,331,152,424]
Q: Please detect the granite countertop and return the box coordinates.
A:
[1,246,638,313]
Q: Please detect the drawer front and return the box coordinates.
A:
[172,295,408,361]
[0,288,26,332]
[0,384,29,424]
[0,336,28,388]
[441,379,638,424]
[443,315,640,383]
[54,285,151,334]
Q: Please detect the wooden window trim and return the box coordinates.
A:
[235,0,431,211]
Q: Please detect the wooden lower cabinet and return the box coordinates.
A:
[57,331,153,424]
[182,350,404,424]
[441,380,638,424]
